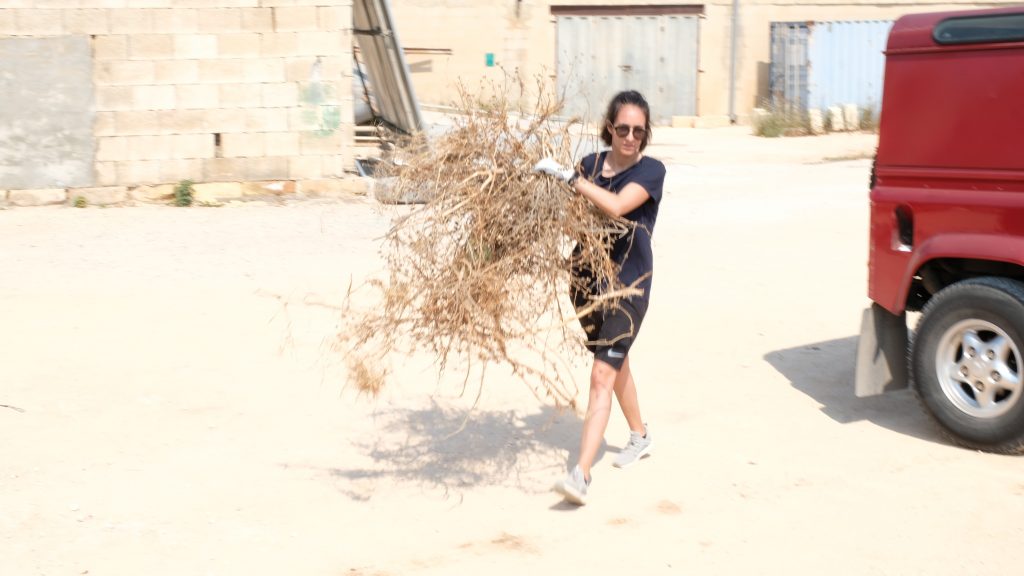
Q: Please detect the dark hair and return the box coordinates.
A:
[600,90,652,152]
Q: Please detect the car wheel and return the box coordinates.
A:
[912,277,1024,453]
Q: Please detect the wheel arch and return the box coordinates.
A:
[900,234,1024,312]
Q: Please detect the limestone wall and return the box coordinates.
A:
[0,1,356,201]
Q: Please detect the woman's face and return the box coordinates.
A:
[608,104,647,158]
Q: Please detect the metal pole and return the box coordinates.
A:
[728,0,740,123]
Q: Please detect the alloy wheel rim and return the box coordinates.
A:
[934,318,1022,419]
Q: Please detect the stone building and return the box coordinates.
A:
[389,0,1019,126]
[2,1,1018,203]
[0,1,356,205]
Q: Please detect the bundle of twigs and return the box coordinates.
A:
[342,81,639,407]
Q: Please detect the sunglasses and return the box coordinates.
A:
[611,124,647,140]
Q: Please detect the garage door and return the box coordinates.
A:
[556,13,699,125]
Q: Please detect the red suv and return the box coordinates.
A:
[855,6,1024,453]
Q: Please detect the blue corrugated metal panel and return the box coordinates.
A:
[807,20,893,112]
[769,22,810,110]
[770,20,893,113]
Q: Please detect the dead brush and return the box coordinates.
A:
[341,79,642,407]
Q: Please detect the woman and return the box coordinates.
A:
[534,90,666,505]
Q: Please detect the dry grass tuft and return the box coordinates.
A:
[341,78,640,406]
[347,355,389,398]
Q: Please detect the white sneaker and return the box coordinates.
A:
[613,423,652,468]
[553,465,589,505]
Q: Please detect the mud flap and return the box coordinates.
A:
[854,303,909,397]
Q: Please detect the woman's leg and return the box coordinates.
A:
[577,359,618,480]
[613,356,645,433]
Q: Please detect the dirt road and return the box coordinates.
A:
[3,128,1022,575]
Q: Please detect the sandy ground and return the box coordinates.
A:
[3,128,1023,576]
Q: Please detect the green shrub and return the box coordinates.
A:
[173,180,194,207]
[73,195,87,208]
[860,107,880,133]
[754,102,810,138]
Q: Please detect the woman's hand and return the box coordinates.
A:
[533,158,575,183]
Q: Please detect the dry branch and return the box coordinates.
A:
[341,79,635,406]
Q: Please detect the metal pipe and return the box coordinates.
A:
[728,0,740,123]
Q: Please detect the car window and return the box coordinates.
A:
[934,13,1024,45]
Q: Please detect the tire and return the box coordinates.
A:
[868,149,878,190]
[912,277,1024,454]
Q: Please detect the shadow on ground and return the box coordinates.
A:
[317,401,608,500]
[765,336,945,446]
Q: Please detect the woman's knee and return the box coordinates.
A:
[590,359,618,393]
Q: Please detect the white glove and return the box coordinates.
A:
[533,157,575,183]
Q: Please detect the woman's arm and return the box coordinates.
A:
[574,178,650,219]
[533,156,651,217]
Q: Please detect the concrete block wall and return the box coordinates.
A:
[0,1,355,195]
